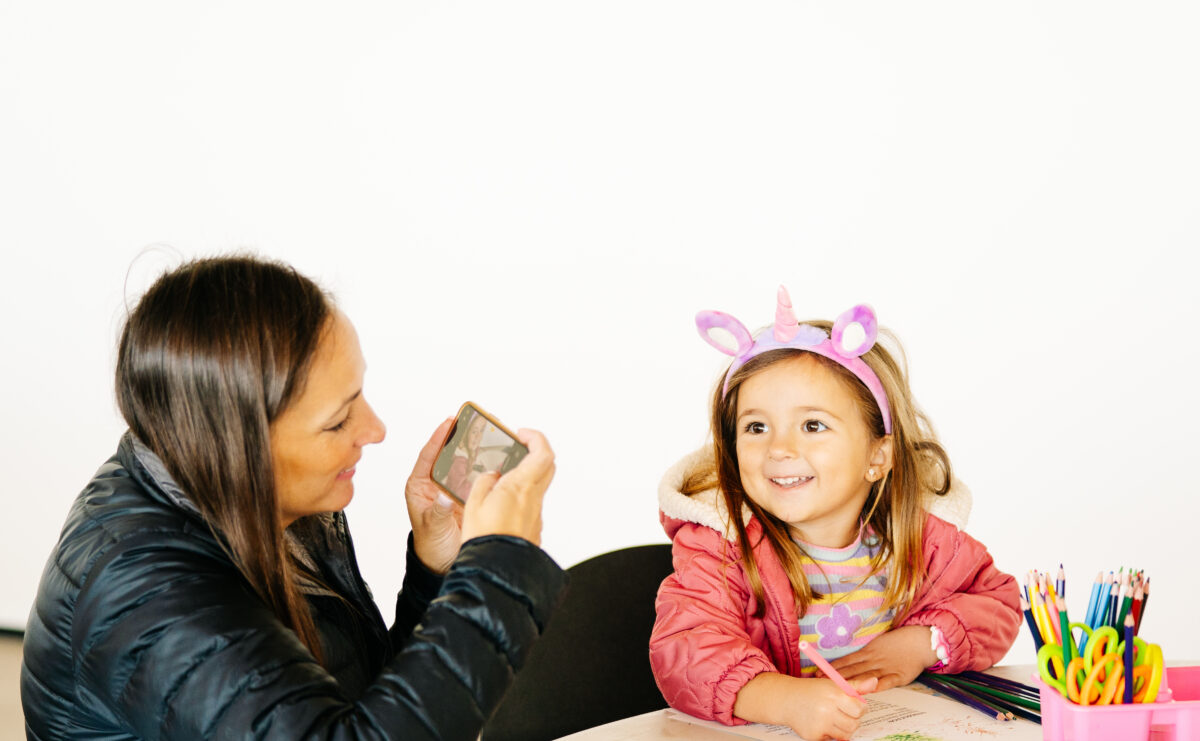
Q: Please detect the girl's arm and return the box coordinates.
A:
[650,522,778,725]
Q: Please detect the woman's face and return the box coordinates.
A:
[270,310,386,527]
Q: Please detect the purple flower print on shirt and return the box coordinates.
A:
[816,603,862,650]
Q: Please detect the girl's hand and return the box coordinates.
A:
[734,673,877,741]
[460,429,555,546]
[404,417,463,574]
[828,625,939,692]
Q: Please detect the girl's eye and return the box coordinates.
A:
[802,419,828,433]
[743,421,767,435]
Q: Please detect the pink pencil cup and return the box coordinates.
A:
[1037,666,1200,741]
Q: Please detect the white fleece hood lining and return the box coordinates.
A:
[658,446,973,543]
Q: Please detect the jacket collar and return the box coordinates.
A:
[121,431,204,519]
[119,430,343,598]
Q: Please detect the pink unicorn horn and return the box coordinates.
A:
[774,285,799,341]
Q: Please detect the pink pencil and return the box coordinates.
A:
[798,641,862,700]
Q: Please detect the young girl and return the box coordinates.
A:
[650,287,1020,741]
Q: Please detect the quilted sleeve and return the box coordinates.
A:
[898,516,1021,673]
[650,523,777,725]
[72,533,565,740]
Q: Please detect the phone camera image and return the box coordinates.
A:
[431,403,529,504]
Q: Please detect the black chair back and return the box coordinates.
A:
[482,543,674,741]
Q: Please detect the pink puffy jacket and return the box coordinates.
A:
[650,474,1021,725]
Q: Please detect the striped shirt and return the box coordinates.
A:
[795,529,892,676]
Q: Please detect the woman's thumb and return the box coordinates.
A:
[854,676,879,695]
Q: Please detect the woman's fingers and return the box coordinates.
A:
[460,429,555,545]
[406,417,463,574]
[467,471,501,503]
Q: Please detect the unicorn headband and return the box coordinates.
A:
[695,286,892,434]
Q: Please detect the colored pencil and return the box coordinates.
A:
[983,695,1041,724]
[1095,572,1112,629]
[1124,614,1135,704]
[1056,596,1074,671]
[937,674,1041,709]
[956,670,1040,698]
[1108,574,1125,629]
[1116,582,1134,630]
[1111,570,1130,629]
[1056,564,1066,599]
[918,674,1007,721]
[947,683,1041,723]
[1093,571,1113,629]
[1041,575,1063,644]
[1136,577,1150,634]
[797,641,861,700]
[1020,595,1044,653]
[1083,571,1103,629]
[1030,588,1055,647]
[1131,581,1145,636]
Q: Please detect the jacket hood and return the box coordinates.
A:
[658,445,973,543]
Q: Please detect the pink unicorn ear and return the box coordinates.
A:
[831,305,879,358]
[696,310,754,357]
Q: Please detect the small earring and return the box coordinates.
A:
[868,468,876,479]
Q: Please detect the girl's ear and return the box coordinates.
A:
[868,435,894,480]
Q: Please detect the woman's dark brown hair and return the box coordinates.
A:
[116,254,330,659]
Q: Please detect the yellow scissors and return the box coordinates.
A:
[1038,625,1164,705]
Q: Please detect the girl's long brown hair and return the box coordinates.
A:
[682,323,951,620]
[116,255,329,660]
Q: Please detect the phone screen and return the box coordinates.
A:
[431,402,529,504]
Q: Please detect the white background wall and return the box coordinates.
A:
[2,2,1197,670]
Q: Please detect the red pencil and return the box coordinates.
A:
[1130,581,1145,636]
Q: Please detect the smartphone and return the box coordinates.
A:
[431,402,529,504]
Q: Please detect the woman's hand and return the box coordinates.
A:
[827,625,938,692]
[734,672,877,741]
[460,429,555,546]
[404,417,463,574]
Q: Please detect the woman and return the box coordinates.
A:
[21,255,566,739]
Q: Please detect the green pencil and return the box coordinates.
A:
[1057,595,1074,672]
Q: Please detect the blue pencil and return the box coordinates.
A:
[1020,595,1044,653]
[1080,571,1104,655]
[1123,614,1135,704]
[1097,574,1117,629]
[1083,571,1103,627]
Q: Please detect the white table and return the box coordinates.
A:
[556,665,1042,740]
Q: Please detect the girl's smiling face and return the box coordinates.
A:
[734,354,891,547]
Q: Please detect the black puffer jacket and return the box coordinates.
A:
[22,433,566,739]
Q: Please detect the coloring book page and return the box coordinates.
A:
[665,686,1040,740]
